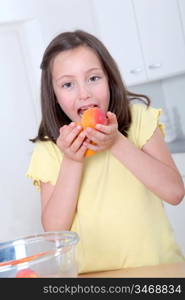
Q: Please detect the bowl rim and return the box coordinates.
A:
[0,230,79,273]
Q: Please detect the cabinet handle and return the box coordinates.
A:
[130,67,143,74]
[148,63,161,69]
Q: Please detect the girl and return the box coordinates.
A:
[26,30,185,274]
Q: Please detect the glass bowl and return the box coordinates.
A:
[0,231,79,278]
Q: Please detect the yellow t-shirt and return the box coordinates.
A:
[26,104,185,273]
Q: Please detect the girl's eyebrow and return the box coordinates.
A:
[55,67,103,81]
[86,67,103,73]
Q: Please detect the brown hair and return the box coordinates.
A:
[31,30,150,142]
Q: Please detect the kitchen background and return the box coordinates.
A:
[0,0,185,254]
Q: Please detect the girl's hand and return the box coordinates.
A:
[84,112,120,152]
[56,122,88,162]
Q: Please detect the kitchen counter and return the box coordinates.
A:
[79,262,185,278]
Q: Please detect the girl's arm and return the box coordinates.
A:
[84,112,185,205]
[41,156,84,231]
[41,122,87,231]
[110,128,185,205]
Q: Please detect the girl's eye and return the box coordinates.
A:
[62,82,73,88]
[89,75,101,82]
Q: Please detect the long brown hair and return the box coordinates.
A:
[31,30,150,142]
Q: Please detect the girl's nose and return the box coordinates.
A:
[78,83,91,100]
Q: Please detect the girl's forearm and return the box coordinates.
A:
[111,133,184,205]
[42,156,84,231]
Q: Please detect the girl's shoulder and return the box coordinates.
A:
[128,103,165,148]
[32,139,62,159]
[129,102,162,116]
[26,140,62,190]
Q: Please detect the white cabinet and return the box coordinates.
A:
[92,0,185,86]
[133,0,185,81]
[92,0,147,86]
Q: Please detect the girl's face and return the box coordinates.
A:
[51,46,110,122]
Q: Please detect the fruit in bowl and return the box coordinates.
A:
[0,231,79,278]
[16,268,39,278]
[80,107,107,157]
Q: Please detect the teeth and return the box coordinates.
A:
[78,104,97,116]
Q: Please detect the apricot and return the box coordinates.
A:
[81,107,107,129]
[80,107,107,157]
[16,268,39,278]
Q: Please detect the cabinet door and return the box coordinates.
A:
[92,0,147,86]
[133,0,185,80]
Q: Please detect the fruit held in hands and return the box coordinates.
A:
[16,268,39,278]
[80,107,107,157]
[81,107,107,129]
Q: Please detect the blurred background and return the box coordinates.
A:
[0,0,185,254]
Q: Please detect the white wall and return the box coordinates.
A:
[162,74,185,135]
[0,0,96,242]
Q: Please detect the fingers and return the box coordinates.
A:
[107,111,117,125]
[59,123,82,148]
[95,112,118,134]
[57,112,118,158]
[76,142,88,158]
[67,125,83,147]
[85,127,107,144]
[84,112,119,151]
[69,130,89,160]
[70,130,86,152]
[84,141,99,152]
[57,123,89,158]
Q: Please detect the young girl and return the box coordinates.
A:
[26,30,185,274]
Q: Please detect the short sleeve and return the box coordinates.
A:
[129,104,165,149]
[26,141,62,190]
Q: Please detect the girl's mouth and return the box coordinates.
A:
[77,104,98,117]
